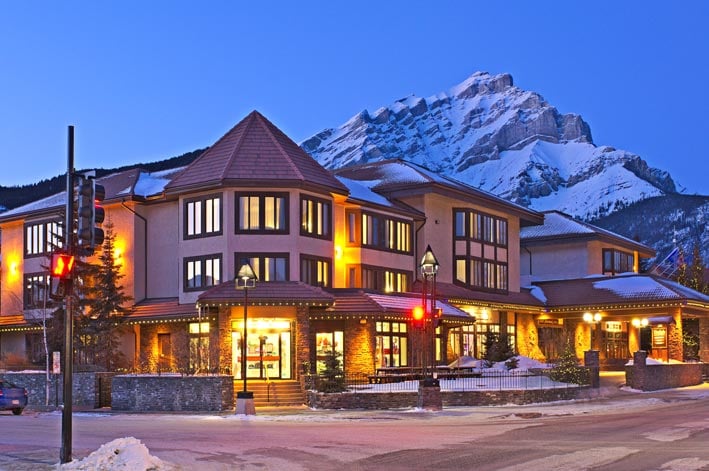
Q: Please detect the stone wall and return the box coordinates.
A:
[345,319,374,376]
[111,375,234,411]
[307,386,589,409]
[0,372,114,408]
[625,351,703,391]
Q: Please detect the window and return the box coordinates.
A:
[301,255,331,287]
[454,209,507,246]
[25,220,63,257]
[184,194,222,239]
[184,254,222,291]
[361,265,411,292]
[300,195,331,239]
[603,249,635,274]
[24,273,51,309]
[375,321,408,368]
[236,193,288,233]
[236,253,289,281]
[455,257,508,292]
[189,322,210,372]
[359,212,411,253]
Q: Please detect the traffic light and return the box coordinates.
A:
[51,253,75,279]
[412,305,425,329]
[77,177,105,250]
[433,307,443,328]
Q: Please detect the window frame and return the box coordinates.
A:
[300,194,332,240]
[235,192,289,234]
[359,211,412,254]
[602,248,635,274]
[235,252,290,282]
[360,265,412,293]
[23,272,52,309]
[300,254,332,288]
[184,193,223,240]
[24,219,63,258]
[183,253,223,292]
[454,208,508,247]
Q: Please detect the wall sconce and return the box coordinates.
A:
[359,318,367,325]
[632,318,648,328]
[480,309,490,321]
[334,246,343,260]
[583,312,602,323]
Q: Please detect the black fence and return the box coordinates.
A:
[309,367,591,393]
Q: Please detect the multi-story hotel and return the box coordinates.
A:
[1,111,708,390]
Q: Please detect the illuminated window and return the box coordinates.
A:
[361,265,411,292]
[454,209,507,246]
[455,257,508,293]
[184,194,222,239]
[359,212,411,253]
[300,195,331,239]
[24,220,63,257]
[300,255,331,287]
[236,193,288,233]
[236,253,289,281]
[602,249,635,274]
[184,254,222,291]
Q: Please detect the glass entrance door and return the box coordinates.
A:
[232,319,292,380]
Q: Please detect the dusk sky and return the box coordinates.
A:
[2,1,708,194]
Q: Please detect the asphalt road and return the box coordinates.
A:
[1,381,708,470]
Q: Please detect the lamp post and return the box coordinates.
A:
[420,245,439,382]
[235,263,257,415]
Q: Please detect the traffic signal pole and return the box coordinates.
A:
[60,125,75,464]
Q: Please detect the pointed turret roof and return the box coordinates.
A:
[165,111,348,195]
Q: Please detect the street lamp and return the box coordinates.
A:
[420,245,439,382]
[583,312,602,351]
[631,318,648,353]
[235,263,257,415]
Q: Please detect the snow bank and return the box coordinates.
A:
[60,437,175,470]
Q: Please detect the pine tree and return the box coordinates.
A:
[482,333,515,368]
[82,220,133,370]
[688,243,708,294]
[549,344,590,385]
[319,351,347,393]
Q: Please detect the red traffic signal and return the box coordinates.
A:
[51,253,75,279]
[412,305,425,329]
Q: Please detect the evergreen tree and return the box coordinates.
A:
[82,220,133,370]
[675,243,708,295]
[319,351,347,393]
[549,344,590,385]
[482,333,515,368]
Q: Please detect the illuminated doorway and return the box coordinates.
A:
[232,318,292,380]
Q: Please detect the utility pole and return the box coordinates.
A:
[60,125,75,464]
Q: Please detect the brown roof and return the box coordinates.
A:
[533,274,709,312]
[166,111,348,195]
[0,315,34,331]
[412,281,546,311]
[125,298,199,322]
[197,281,335,307]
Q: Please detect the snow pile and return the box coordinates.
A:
[60,437,175,470]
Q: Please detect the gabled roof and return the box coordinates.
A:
[521,210,655,256]
[333,159,543,226]
[124,298,199,322]
[412,281,546,311]
[166,111,348,195]
[532,274,709,312]
[196,281,335,307]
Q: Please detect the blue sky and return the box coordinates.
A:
[2,1,708,194]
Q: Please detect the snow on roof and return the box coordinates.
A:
[592,276,678,299]
[527,285,548,304]
[134,167,184,197]
[0,191,67,217]
[366,293,472,319]
[336,176,393,207]
[521,211,596,239]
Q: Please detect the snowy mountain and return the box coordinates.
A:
[302,72,677,220]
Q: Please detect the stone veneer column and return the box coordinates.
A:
[344,319,375,375]
[699,317,709,362]
[218,307,233,374]
[295,306,310,377]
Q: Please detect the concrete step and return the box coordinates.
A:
[237,380,305,407]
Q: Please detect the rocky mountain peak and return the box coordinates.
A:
[301,71,673,221]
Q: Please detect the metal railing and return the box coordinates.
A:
[309,367,591,393]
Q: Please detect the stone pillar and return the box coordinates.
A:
[628,350,648,390]
[417,378,442,410]
[584,350,600,388]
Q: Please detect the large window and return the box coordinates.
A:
[361,266,411,292]
[24,273,51,309]
[300,195,331,239]
[25,220,63,257]
[456,257,508,292]
[184,194,222,239]
[358,212,411,253]
[603,249,635,274]
[236,253,289,281]
[454,209,507,246]
[184,254,222,291]
[375,321,408,368]
[301,255,331,287]
[236,193,288,233]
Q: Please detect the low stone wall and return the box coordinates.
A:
[625,351,703,391]
[307,386,589,410]
[112,375,234,411]
[0,371,114,408]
